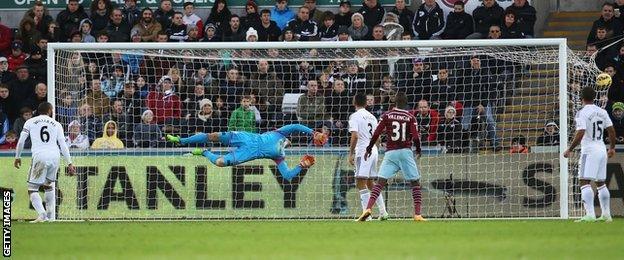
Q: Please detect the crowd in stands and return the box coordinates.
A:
[0,0,621,151]
[587,1,624,144]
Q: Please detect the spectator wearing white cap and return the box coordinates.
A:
[536,120,560,146]
[0,57,16,84]
[65,120,90,150]
[246,27,259,42]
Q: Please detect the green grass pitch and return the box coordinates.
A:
[10,219,621,259]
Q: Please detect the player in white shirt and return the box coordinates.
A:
[564,87,616,222]
[14,102,75,223]
[348,93,388,220]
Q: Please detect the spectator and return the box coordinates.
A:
[0,84,18,122]
[183,2,204,39]
[78,18,96,43]
[257,9,281,41]
[0,58,15,84]
[366,93,385,119]
[35,38,48,56]
[65,120,89,149]
[0,107,8,144]
[69,30,82,42]
[90,0,113,34]
[12,107,32,134]
[536,120,560,146]
[500,10,524,39]
[185,25,201,42]
[509,135,528,154]
[280,28,298,41]
[24,83,47,111]
[106,9,131,42]
[207,0,232,32]
[390,0,415,36]
[97,31,110,42]
[23,1,54,36]
[105,99,132,144]
[155,0,175,29]
[0,130,17,149]
[56,0,88,42]
[217,67,245,107]
[120,0,141,27]
[319,12,339,41]
[133,110,162,148]
[461,55,500,151]
[83,79,111,116]
[358,0,385,28]
[432,67,461,111]
[297,80,328,126]
[271,0,296,31]
[57,92,77,125]
[243,0,261,30]
[604,64,624,104]
[335,1,353,27]
[78,103,102,143]
[468,0,504,39]
[412,0,445,40]
[116,82,142,122]
[24,47,46,83]
[609,102,624,143]
[167,12,188,42]
[437,106,463,153]
[246,27,259,42]
[7,41,27,72]
[0,17,12,57]
[91,120,125,149]
[7,66,36,111]
[101,65,125,98]
[44,21,62,42]
[286,7,319,41]
[146,76,182,124]
[506,0,536,37]
[348,13,370,41]
[591,27,619,57]
[201,23,220,42]
[16,17,41,54]
[414,99,439,144]
[295,61,317,91]
[182,84,207,119]
[191,98,225,133]
[327,79,350,144]
[587,3,623,44]
[337,26,352,41]
[133,8,162,42]
[487,25,502,39]
[397,58,432,105]
[381,11,404,40]
[249,59,284,118]
[616,0,624,23]
[222,15,246,42]
[441,1,473,39]
[228,95,257,132]
[371,24,386,40]
[317,70,333,96]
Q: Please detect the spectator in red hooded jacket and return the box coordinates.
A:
[0,16,13,57]
[7,41,27,72]
[146,76,182,124]
[413,99,439,144]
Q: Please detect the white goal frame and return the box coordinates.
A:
[47,39,570,219]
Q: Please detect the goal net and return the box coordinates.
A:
[35,40,595,220]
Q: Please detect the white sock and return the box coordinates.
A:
[359,189,370,211]
[44,185,56,220]
[581,184,595,218]
[29,192,46,218]
[376,193,387,215]
[597,185,611,217]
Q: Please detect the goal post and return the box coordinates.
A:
[37,38,591,220]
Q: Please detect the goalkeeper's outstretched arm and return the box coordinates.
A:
[274,156,315,182]
[275,124,314,136]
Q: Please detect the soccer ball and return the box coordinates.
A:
[313,132,329,146]
[596,73,612,90]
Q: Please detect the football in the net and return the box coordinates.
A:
[596,73,612,90]
[313,132,329,146]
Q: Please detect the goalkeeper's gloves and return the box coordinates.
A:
[165,134,181,144]
[299,154,315,168]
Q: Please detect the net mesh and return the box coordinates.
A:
[49,42,597,220]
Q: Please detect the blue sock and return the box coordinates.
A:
[202,150,221,165]
[181,133,208,145]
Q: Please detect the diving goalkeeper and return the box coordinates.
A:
[166,124,322,181]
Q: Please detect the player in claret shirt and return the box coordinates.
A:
[357,92,426,222]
